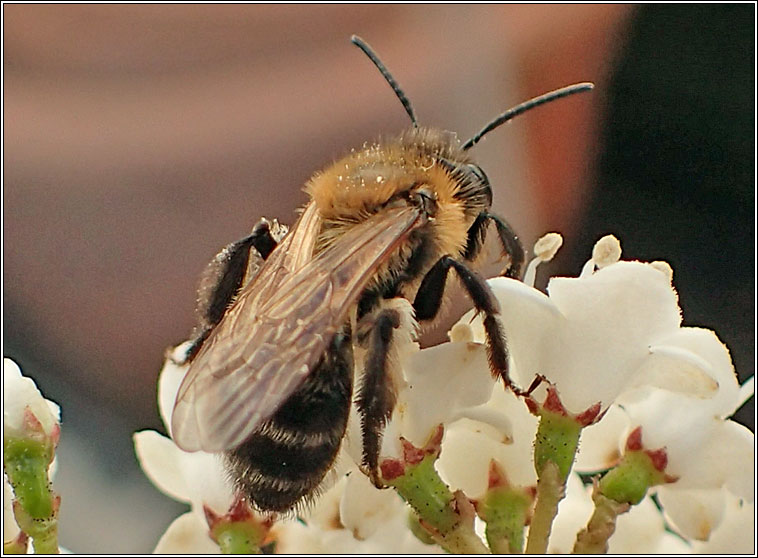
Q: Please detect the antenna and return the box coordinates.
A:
[462,82,594,151]
[351,35,418,127]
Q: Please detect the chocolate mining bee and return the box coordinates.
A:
[170,35,592,512]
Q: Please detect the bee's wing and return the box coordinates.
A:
[171,203,426,452]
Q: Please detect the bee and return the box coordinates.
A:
[170,35,593,512]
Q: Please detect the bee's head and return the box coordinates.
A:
[346,35,592,218]
[436,157,493,216]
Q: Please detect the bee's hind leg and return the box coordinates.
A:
[176,218,288,364]
[356,305,405,487]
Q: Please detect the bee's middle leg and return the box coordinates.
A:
[356,306,403,487]
[179,218,287,363]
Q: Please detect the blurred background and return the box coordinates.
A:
[3,5,753,553]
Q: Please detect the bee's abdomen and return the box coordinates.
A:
[225,332,354,512]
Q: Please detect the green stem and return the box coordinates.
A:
[382,428,492,554]
[205,499,271,554]
[525,408,582,554]
[4,436,60,554]
[599,450,667,505]
[12,501,60,554]
[524,461,563,554]
[532,407,582,482]
[573,491,630,554]
[385,453,489,553]
[214,524,263,554]
[4,438,54,517]
[478,486,532,553]
[573,441,667,553]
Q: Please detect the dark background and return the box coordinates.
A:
[3,5,753,552]
[567,4,754,427]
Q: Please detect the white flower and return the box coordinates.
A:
[609,493,692,554]
[134,344,235,553]
[461,237,720,417]
[380,338,500,452]
[3,475,22,549]
[3,358,60,439]
[271,470,440,554]
[436,386,538,498]
[575,346,753,540]
[689,491,755,553]
[3,358,62,553]
[549,474,691,554]
[548,473,594,553]
[140,234,753,554]
[153,512,220,554]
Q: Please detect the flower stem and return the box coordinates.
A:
[525,406,582,554]
[572,430,669,554]
[598,449,667,505]
[524,461,563,554]
[478,485,532,553]
[573,490,629,553]
[385,453,489,553]
[214,524,263,554]
[381,427,489,553]
[4,436,60,554]
[205,498,271,555]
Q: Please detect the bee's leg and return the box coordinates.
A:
[178,218,287,364]
[463,211,525,279]
[413,256,523,394]
[356,306,402,487]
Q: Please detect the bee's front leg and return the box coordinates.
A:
[413,256,525,395]
[463,211,525,279]
[176,218,288,364]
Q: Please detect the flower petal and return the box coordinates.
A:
[3,358,60,437]
[270,520,328,554]
[575,404,629,472]
[133,430,233,513]
[134,430,193,505]
[632,344,719,397]
[634,328,738,413]
[619,387,754,494]
[452,406,513,444]
[608,496,667,554]
[668,419,754,499]
[543,262,682,412]
[299,474,346,531]
[437,388,538,495]
[3,475,20,545]
[656,487,726,541]
[153,511,220,554]
[397,341,495,446]
[548,262,681,335]
[690,493,755,553]
[158,343,193,433]
[339,471,406,540]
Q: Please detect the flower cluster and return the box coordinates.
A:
[135,234,754,554]
[3,358,62,554]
